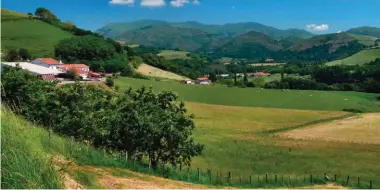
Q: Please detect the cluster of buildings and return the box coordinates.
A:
[181,72,271,85]
[2,58,102,81]
[217,72,272,78]
[182,77,212,85]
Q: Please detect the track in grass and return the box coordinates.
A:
[279,113,380,144]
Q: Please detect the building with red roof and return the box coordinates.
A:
[57,64,90,79]
[31,58,63,69]
[196,77,211,85]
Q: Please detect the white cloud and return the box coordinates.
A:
[170,0,189,7]
[109,0,134,5]
[193,0,200,5]
[306,24,329,31]
[141,0,166,7]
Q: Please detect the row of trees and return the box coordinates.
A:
[3,49,31,62]
[1,66,204,167]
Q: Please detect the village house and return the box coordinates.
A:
[57,64,90,79]
[181,79,193,84]
[195,77,211,85]
[2,62,63,80]
[31,58,63,70]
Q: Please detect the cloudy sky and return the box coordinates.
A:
[2,0,380,33]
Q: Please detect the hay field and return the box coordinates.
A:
[137,63,189,80]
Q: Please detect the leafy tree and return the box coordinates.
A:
[6,50,19,62]
[98,66,105,73]
[243,73,248,85]
[208,72,217,82]
[105,77,114,87]
[35,7,59,23]
[18,49,31,60]
[121,65,134,77]
[375,40,379,47]
[27,13,33,20]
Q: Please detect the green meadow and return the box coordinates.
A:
[115,77,380,112]
[1,9,73,57]
[326,48,380,66]
[349,34,378,46]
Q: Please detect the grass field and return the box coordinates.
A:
[280,113,380,144]
[114,77,380,112]
[325,48,380,66]
[137,63,189,80]
[1,10,73,57]
[349,34,378,46]
[186,102,380,188]
[157,50,191,60]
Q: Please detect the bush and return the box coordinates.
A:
[105,77,114,87]
[377,96,380,101]
[342,108,363,113]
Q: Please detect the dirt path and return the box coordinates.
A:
[53,155,210,189]
[279,113,380,144]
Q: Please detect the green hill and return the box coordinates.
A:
[117,25,229,52]
[1,9,73,57]
[97,19,314,39]
[349,34,378,46]
[347,26,380,38]
[325,48,380,66]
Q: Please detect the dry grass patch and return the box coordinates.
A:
[137,63,189,80]
[279,113,380,144]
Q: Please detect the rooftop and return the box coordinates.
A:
[37,58,62,65]
[2,62,63,75]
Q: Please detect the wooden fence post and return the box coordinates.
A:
[289,176,291,185]
[275,175,277,184]
[228,172,231,184]
[266,173,268,184]
[179,163,182,172]
[310,174,313,184]
[250,175,252,184]
[216,171,219,183]
[370,180,372,189]
[334,174,337,182]
[148,158,152,171]
[304,174,306,183]
[346,176,350,186]
[187,167,190,181]
[197,168,200,182]
[239,174,242,184]
[208,169,212,182]
[258,175,260,183]
[357,177,360,186]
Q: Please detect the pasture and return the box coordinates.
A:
[157,50,190,60]
[1,13,73,57]
[114,77,380,112]
[325,49,380,66]
[349,34,378,46]
[186,102,380,188]
[137,63,189,80]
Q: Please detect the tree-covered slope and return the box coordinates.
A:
[1,9,73,57]
[117,25,230,52]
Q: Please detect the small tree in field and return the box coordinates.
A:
[6,50,19,62]
[18,49,31,60]
[105,77,114,87]
[208,72,217,82]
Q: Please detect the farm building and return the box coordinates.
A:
[57,64,90,79]
[250,62,287,67]
[218,74,230,78]
[2,62,63,80]
[196,77,211,85]
[181,79,193,84]
[253,72,271,77]
[31,58,63,70]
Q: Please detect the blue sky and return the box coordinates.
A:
[2,0,380,33]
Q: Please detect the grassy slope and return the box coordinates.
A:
[326,48,380,66]
[115,77,380,112]
[137,63,189,80]
[1,9,73,57]
[187,102,380,188]
[349,34,378,46]
[157,50,190,60]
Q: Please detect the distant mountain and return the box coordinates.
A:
[96,20,314,39]
[215,31,287,59]
[347,26,380,38]
[288,32,357,52]
[117,25,230,52]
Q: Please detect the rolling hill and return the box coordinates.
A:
[325,48,380,66]
[347,26,380,38]
[349,34,378,46]
[117,25,230,52]
[97,19,314,39]
[1,9,73,57]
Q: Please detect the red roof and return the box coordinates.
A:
[197,77,209,81]
[38,58,61,65]
[255,72,271,76]
[88,71,101,77]
[57,64,89,70]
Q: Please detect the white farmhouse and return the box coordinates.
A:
[31,58,63,70]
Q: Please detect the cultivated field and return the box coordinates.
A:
[326,49,380,66]
[137,63,189,80]
[280,113,380,144]
[157,50,191,60]
[115,77,380,112]
[1,11,73,57]
[349,34,378,46]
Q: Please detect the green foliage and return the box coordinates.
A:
[2,66,203,168]
[208,72,217,82]
[326,49,380,66]
[105,77,114,87]
[6,49,19,61]
[18,48,31,60]
[253,77,266,87]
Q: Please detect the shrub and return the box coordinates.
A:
[377,96,380,101]
[105,77,114,87]
[342,108,363,113]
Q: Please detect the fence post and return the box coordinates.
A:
[239,174,242,184]
[187,167,190,181]
[357,177,360,186]
[125,151,128,162]
[216,171,219,184]
[334,174,337,182]
[346,176,350,186]
[250,175,252,185]
[148,158,151,171]
[179,163,182,172]
[197,168,200,182]
[228,172,231,184]
[275,174,277,184]
[266,173,268,184]
[304,174,306,183]
[370,180,372,189]
[209,169,212,182]
[310,174,313,184]
[258,175,260,183]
